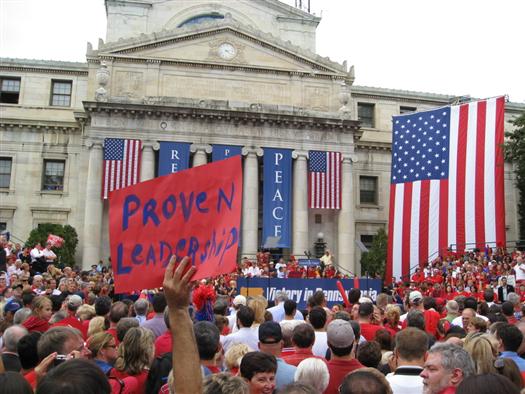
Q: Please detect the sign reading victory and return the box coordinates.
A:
[109,156,242,293]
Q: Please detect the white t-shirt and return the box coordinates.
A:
[515,264,525,281]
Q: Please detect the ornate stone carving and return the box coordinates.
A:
[95,62,110,102]
[338,81,351,119]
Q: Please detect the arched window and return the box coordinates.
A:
[178,13,224,28]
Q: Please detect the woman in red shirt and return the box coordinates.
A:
[110,327,154,394]
[22,296,52,333]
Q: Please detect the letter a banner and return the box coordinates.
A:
[109,156,242,294]
[262,148,292,248]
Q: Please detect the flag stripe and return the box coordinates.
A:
[448,106,460,247]
[475,100,487,248]
[465,102,478,247]
[484,99,497,244]
[402,182,413,277]
[410,181,421,270]
[439,179,449,254]
[455,104,469,252]
[494,97,506,246]
[428,179,440,260]
[418,180,430,269]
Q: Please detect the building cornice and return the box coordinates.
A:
[0,118,81,132]
[355,140,391,152]
[82,99,361,133]
[0,58,88,76]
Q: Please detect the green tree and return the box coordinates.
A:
[360,228,387,277]
[25,223,78,267]
[504,111,525,241]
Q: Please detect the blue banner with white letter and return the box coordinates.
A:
[262,148,292,248]
[237,278,382,310]
[158,142,190,176]
[212,144,242,162]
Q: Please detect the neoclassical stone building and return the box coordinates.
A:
[1,0,523,274]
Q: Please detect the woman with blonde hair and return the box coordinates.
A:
[111,326,155,393]
[247,296,268,326]
[224,343,252,375]
[88,316,106,338]
[384,304,401,334]
[463,335,497,374]
[77,304,96,322]
[22,295,52,333]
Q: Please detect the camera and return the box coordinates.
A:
[53,354,68,366]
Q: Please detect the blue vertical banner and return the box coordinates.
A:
[212,144,242,162]
[158,142,190,176]
[263,148,292,248]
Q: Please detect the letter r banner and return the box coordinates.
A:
[262,148,292,248]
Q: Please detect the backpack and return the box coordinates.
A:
[145,352,173,394]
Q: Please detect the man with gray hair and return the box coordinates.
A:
[420,343,474,394]
[134,298,149,324]
[267,291,303,323]
[1,325,28,372]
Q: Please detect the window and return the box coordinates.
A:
[400,106,417,114]
[178,13,224,27]
[315,214,322,224]
[42,160,65,191]
[0,77,21,104]
[0,158,12,188]
[50,80,72,107]
[360,234,375,249]
[0,223,6,232]
[358,103,375,128]
[360,176,378,204]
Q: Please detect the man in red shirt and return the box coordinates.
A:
[324,319,364,394]
[282,323,325,366]
[358,302,382,341]
[154,309,172,356]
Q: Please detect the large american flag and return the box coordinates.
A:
[386,97,506,282]
[102,138,142,199]
[308,151,342,209]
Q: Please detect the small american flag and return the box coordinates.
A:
[386,97,506,282]
[308,151,342,209]
[102,138,142,199]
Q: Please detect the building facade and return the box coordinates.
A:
[1,0,523,275]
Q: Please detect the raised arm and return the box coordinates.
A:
[162,256,202,394]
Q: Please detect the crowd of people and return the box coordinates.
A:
[1,234,525,393]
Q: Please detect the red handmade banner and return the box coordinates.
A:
[109,156,243,293]
[47,234,64,248]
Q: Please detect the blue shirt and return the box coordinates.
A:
[500,351,525,372]
[275,358,297,389]
[94,359,113,374]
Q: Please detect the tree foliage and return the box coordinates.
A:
[360,228,387,277]
[25,223,78,267]
[504,111,525,241]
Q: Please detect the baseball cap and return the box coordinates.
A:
[259,321,283,344]
[67,294,83,308]
[232,295,246,306]
[4,300,22,313]
[327,319,355,348]
[409,290,423,303]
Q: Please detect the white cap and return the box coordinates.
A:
[233,295,247,306]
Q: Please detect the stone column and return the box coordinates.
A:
[82,140,104,270]
[140,142,158,182]
[241,147,263,258]
[292,150,309,257]
[190,144,212,167]
[337,155,356,276]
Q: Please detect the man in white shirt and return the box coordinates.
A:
[30,243,44,263]
[267,291,304,323]
[308,306,328,357]
[221,305,259,352]
[227,295,247,332]
[386,327,428,394]
[42,242,57,267]
[515,256,525,282]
